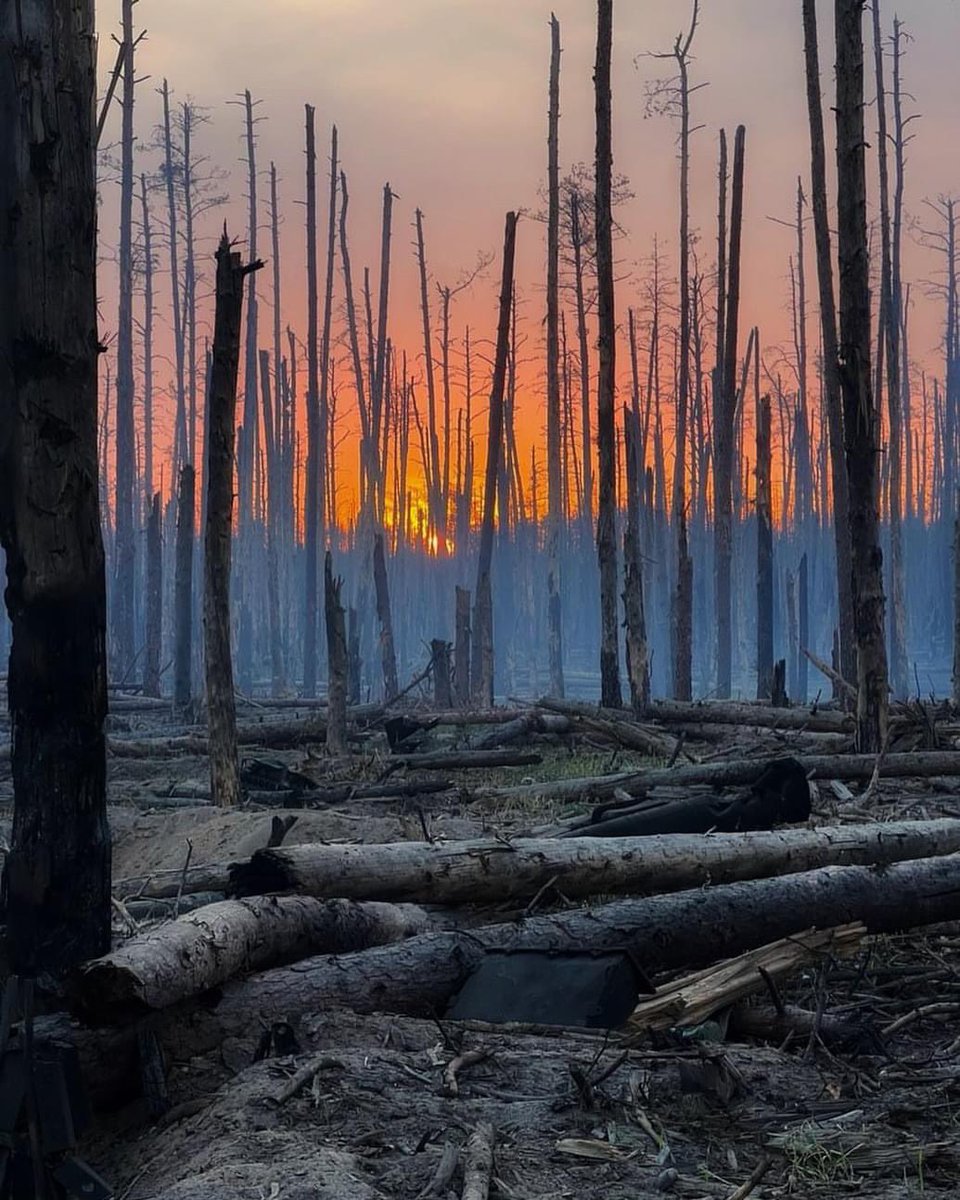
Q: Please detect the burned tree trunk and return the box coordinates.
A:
[303,106,320,697]
[0,0,111,971]
[623,409,650,712]
[545,12,565,699]
[324,551,348,756]
[802,0,855,687]
[835,0,890,751]
[205,234,259,808]
[431,641,453,710]
[715,125,746,698]
[373,534,399,701]
[471,213,518,707]
[455,586,472,709]
[143,494,162,699]
[114,0,137,680]
[173,464,195,714]
[595,0,622,708]
[756,395,773,700]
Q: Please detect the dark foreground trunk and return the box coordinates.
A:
[0,0,111,973]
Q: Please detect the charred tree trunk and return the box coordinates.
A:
[431,640,453,710]
[623,409,650,712]
[139,173,155,506]
[802,0,855,687]
[113,0,137,679]
[471,214,518,707]
[0,0,111,972]
[324,551,348,756]
[143,494,162,699]
[715,125,746,698]
[173,465,195,713]
[595,0,622,708]
[546,12,565,699]
[303,107,320,697]
[373,534,399,701]
[205,235,259,808]
[455,586,472,709]
[835,0,890,751]
[756,394,774,699]
[954,490,960,707]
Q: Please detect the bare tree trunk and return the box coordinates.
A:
[756,394,774,699]
[174,465,195,714]
[371,182,393,524]
[114,0,137,679]
[143,494,162,698]
[546,12,565,699]
[0,0,111,971]
[570,191,593,528]
[954,490,960,707]
[595,0,622,708]
[259,349,285,696]
[431,641,453,710]
[801,0,855,687]
[373,533,399,701]
[339,171,375,515]
[472,214,518,707]
[671,1,699,702]
[455,586,472,709]
[318,127,338,545]
[415,208,443,537]
[160,79,187,481]
[798,551,809,701]
[835,0,890,752]
[205,235,259,808]
[871,0,908,698]
[622,408,650,711]
[324,551,348,755]
[139,174,155,511]
[715,124,745,698]
[303,106,320,697]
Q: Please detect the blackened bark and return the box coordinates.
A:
[594,0,622,708]
[546,12,565,699]
[373,534,399,701]
[324,551,348,756]
[0,0,111,973]
[303,106,320,697]
[173,465,195,713]
[835,0,890,751]
[143,493,162,699]
[472,213,518,707]
[622,408,650,712]
[431,640,453,710]
[455,586,472,709]
[205,234,259,808]
[756,395,774,700]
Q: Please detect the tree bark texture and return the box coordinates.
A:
[0,0,112,973]
[324,551,348,755]
[472,213,517,706]
[546,12,565,699]
[756,394,774,699]
[205,234,258,808]
[231,820,960,908]
[594,0,622,708]
[373,533,399,701]
[143,492,162,698]
[454,586,472,709]
[173,465,195,713]
[835,0,890,751]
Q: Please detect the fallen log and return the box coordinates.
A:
[645,699,854,734]
[70,896,448,1021]
[53,854,960,1110]
[536,697,679,758]
[386,749,542,771]
[470,712,570,750]
[229,819,960,905]
[514,751,960,814]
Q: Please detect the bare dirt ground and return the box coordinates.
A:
[23,700,960,1198]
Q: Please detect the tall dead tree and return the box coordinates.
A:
[160,79,187,479]
[139,173,155,506]
[871,0,908,697]
[173,464,195,713]
[756,394,774,699]
[143,493,162,698]
[623,408,650,711]
[835,0,889,751]
[472,213,518,707]
[205,233,260,808]
[801,0,855,686]
[595,0,622,708]
[324,551,348,755]
[373,534,399,700]
[303,106,320,696]
[318,128,338,542]
[114,0,138,678]
[415,209,443,537]
[714,124,746,698]
[546,12,565,698]
[0,0,111,971]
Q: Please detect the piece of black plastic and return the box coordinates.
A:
[445,948,654,1028]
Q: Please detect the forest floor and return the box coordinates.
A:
[13,694,960,1199]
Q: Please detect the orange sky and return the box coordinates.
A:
[94,0,960,526]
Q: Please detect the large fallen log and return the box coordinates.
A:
[536,698,679,758]
[55,854,960,1109]
[644,699,854,734]
[386,749,542,771]
[513,751,960,813]
[229,819,960,905]
[70,896,447,1020]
